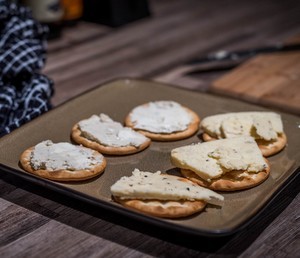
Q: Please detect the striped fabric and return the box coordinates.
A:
[0,0,54,137]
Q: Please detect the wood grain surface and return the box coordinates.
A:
[1,0,300,257]
[44,0,300,107]
[211,52,300,115]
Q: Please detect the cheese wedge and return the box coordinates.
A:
[200,112,283,141]
[110,169,224,202]
[171,136,268,181]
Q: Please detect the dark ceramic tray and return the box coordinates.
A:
[0,78,299,237]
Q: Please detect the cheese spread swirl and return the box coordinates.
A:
[129,101,193,133]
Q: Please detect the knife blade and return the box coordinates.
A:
[187,43,300,65]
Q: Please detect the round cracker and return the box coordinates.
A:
[181,159,271,191]
[202,132,287,157]
[125,105,200,141]
[71,124,151,155]
[256,133,287,157]
[113,196,206,218]
[20,146,106,182]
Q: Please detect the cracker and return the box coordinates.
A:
[113,196,206,218]
[181,159,271,191]
[110,170,223,218]
[71,124,151,155]
[255,133,287,157]
[125,102,200,141]
[20,145,106,182]
[203,132,287,157]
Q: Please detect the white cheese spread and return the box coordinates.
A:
[129,101,193,133]
[30,140,103,171]
[200,112,283,141]
[78,114,149,147]
[171,136,268,181]
[111,169,224,202]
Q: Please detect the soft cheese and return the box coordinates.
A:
[31,140,103,171]
[129,101,193,133]
[111,169,224,202]
[200,112,283,141]
[78,114,149,147]
[171,136,268,181]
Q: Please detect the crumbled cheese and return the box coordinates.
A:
[209,146,248,171]
[221,116,253,138]
[110,169,224,202]
[78,114,149,147]
[200,112,283,141]
[30,140,103,171]
[252,116,277,141]
[171,136,267,181]
[129,101,193,133]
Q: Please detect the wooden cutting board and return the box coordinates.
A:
[211,51,300,115]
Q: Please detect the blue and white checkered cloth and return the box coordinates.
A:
[0,0,54,137]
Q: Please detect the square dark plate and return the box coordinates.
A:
[0,78,299,237]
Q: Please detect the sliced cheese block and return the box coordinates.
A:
[171,136,268,181]
[111,169,223,202]
[31,140,103,171]
[200,112,283,141]
[78,114,149,147]
[129,101,193,133]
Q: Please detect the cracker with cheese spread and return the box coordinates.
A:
[111,169,223,218]
[171,136,270,191]
[71,114,151,155]
[124,101,200,141]
[200,112,287,157]
[20,140,106,181]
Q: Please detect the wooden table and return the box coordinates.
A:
[1,0,300,257]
